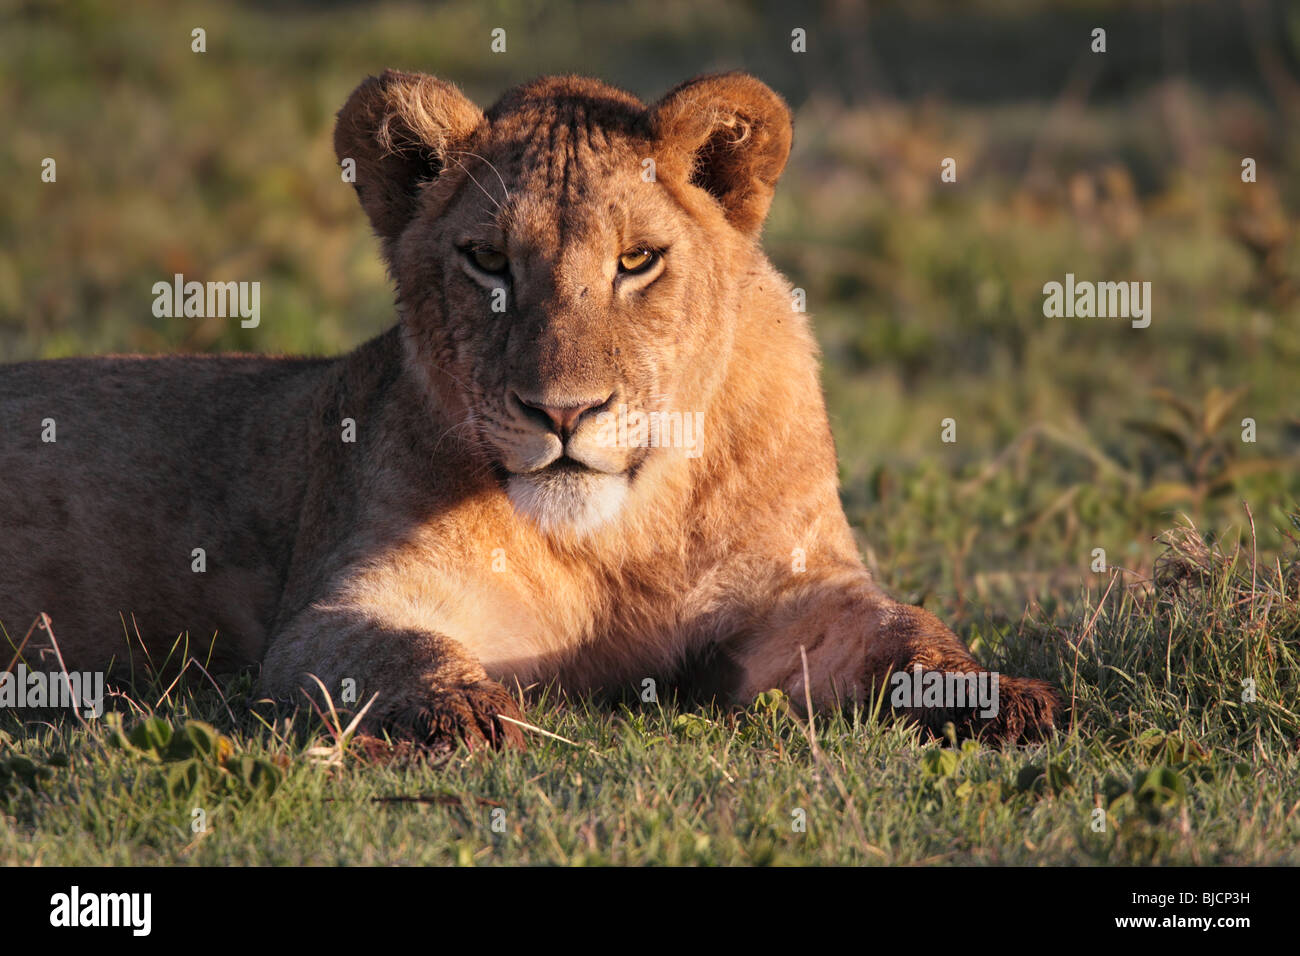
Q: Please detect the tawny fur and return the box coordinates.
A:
[0,71,1058,747]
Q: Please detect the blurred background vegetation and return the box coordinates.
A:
[2,0,1297,630]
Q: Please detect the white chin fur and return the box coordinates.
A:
[506,470,629,537]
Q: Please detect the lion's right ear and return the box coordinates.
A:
[649,73,793,237]
[334,70,484,253]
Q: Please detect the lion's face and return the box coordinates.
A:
[336,72,792,536]
[398,100,714,535]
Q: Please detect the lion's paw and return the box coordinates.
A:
[381,680,528,752]
[975,675,1061,745]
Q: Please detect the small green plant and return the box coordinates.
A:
[1124,386,1289,517]
[107,715,285,806]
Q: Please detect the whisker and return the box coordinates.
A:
[447,156,503,214]
[449,149,512,203]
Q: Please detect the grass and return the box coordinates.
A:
[2,519,1297,866]
[1,0,1298,864]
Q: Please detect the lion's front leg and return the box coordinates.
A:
[259,607,525,751]
[728,572,1059,743]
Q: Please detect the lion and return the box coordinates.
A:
[0,71,1059,747]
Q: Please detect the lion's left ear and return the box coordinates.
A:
[334,70,485,260]
[649,73,793,236]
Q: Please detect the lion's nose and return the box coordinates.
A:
[514,392,611,438]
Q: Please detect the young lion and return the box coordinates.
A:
[0,71,1059,746]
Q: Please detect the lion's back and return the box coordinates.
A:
[0,353,331,671]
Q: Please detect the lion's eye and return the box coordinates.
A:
[618,248,658,273]
[468,247,508,275]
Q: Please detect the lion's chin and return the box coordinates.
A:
[505,467,629,538]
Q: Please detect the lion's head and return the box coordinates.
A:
[335,71,792,536]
